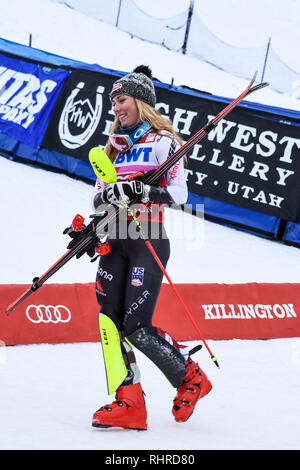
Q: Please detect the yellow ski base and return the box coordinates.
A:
[89,147,117,183]
[98,313,128,395]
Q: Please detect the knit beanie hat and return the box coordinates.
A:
[110,65,156,108]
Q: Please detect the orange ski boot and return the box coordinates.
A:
[92,382,147,430]
[172,357,212,422]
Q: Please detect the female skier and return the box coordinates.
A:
[90,65,212,430]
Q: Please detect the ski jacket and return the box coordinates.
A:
[91,129,188,222]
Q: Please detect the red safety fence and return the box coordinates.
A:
[0,282,299,345]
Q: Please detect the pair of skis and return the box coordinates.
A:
[5,72,268,315]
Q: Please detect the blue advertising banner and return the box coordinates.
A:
[2,37,300,241]
[0,54,70,148]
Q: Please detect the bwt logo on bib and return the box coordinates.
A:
[115,147,152,164]
[58,81,104,149]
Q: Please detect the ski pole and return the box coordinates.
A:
[123,200,220,369]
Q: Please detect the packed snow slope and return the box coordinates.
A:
[0,0,300,111]
[1,338,300,450]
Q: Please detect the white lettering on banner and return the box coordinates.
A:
[230,123,256,152]
[155,103,198,136]
[172,108,198,135]
[206,116,300,164]
[227,182,284,208]
[0,68,57,128]
[228,154,245,172]
[155,102,300,216]
[187,117,300,188]
[201,303,297,320]
[154,105,300,168]
[189,146,297,187]
[207,119,237,144]
[209,148,224,166]
[102,119,114,136]
[155,102,169,118]
[194,172,208,185]
[256,131,278,157]
[276,167,295,186]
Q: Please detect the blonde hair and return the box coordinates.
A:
[104,98,183,162]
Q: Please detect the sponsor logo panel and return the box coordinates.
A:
[26,304,71,324]
[0,283,299,345]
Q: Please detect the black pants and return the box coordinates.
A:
[95,222,187,388]
[95,223,170,335]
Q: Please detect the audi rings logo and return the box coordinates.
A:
[26,305,72,324]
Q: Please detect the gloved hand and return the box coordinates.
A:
[63,213,111,261]
[101,180,149,207]
[63,222,99,260]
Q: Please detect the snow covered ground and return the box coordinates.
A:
[1,338,300,450]
[0,0,300,451]
[1,0,300,111]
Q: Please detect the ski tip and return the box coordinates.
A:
[261,81,269,89]
[254,81,269,91]
[246,81,269,98]
[211,355,220,369]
